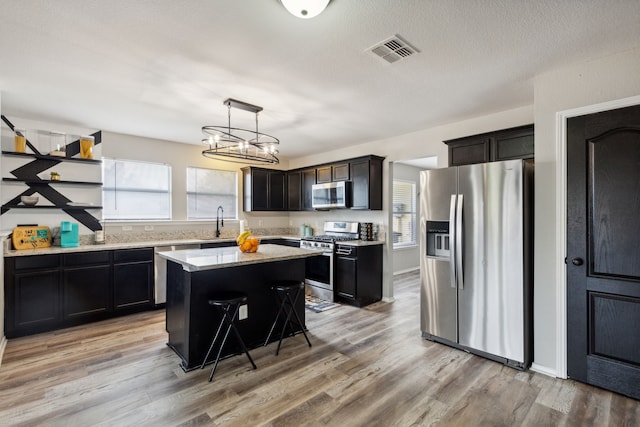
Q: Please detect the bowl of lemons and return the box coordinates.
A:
[237,231,260,253]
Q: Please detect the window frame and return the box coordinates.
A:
[392,179,417,249]
[186,166,238,220]
[102,157,172,221]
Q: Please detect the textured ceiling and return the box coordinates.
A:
[1,0,639,159]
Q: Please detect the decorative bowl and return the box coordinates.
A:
[238,236,260,253]
[21,196,39,206]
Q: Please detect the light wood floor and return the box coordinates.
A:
[1,271,638,426]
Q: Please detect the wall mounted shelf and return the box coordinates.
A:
[1,151,102,164]
[1,205,102,212]
[2,177,103,186]
[1,115,104,231]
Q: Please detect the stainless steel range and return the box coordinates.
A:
[300,221,359,301]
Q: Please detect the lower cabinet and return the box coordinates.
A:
[64,265,111,319]
[4,248,154,338]
[12,269,60,331]
[63,251,112,320]
[334,244,382,307]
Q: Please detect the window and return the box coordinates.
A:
[103,158,171,220]
[393,180,417,247]
[187,167,237,219]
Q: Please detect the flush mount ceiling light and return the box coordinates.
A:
[281,0,330,19]
[202,98,279,164]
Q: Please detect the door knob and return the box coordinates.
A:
[571,257,584,266]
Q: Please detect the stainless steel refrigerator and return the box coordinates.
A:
[419,159,533,369]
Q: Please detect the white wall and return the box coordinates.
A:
[392,162,422,274]
[532,46,640,375]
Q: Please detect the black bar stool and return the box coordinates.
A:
[264,280,312,355]
[200,291,256,382]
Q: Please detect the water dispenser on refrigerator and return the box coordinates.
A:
[425,221,450,258]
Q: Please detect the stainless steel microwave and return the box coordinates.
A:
[312,181,351,209]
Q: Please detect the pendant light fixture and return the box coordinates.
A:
[202,98,279,164]
[281,0,330,19]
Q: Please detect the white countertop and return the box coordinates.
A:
[3,236,302,257]
[157,244,324,272]
[3,235,384,257]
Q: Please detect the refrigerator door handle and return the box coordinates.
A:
[449,194,457,289]
[456,194,464,289]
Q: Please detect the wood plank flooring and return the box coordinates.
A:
[1,271,638,426]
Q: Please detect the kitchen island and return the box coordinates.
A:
[158,244,322,371]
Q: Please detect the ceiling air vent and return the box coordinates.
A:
[369,34,419,64]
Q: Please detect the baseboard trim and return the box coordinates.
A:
[381,296,395,303]
[0,335,7,368]
[530,363,557,378]
[393,267,419,275]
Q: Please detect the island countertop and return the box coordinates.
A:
[158,244,323,272]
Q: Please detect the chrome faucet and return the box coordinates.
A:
[216,205,224,238]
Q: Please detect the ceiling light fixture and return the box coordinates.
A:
[202,98,279,164]
[281,0,330,19]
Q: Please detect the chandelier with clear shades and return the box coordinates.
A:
[202,98,279,164]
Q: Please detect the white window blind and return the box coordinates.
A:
[187,167,237,219]
[102,158,172,220]
[393,180,417,247]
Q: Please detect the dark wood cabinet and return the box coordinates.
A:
[12,269,60,330]
[444,124,534,166]
[249,155,383,212]
[4,247,155,338]
[63,251,111,319]
[493,126,535,161]
[334,244,383,307]
[287,168,316,211]
[301,169,316,211]
[350,155,384,210]
[113,248,153,310]
[316,166,332,183]
[316,163,350,183]
[243,167,286,211]
[335,256,357,298]
[332,163,350,181]
[286,171,302,211]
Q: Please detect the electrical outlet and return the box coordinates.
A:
[144,225,154,231]
[122,225,132,231]
[258,220,264,227]
[238,304,248,320]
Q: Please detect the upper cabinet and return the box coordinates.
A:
[287,168,316,211]
[246,155,384,212]
[350,156,384,210]
[444,124,534,166]
[316,162,350,183]
[242,167,286,211]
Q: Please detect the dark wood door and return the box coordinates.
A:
[269,170,286,211]
[567,104,640,399]
[114,262,153,309]
[251,169,269,210]
[287,171,301,211]
[302,169,316,211]
[335,256,357,299]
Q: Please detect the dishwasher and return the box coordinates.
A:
[154,244,200,304]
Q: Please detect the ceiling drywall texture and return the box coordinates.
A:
[0,0,639,159]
